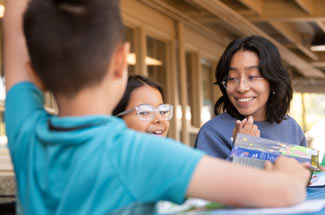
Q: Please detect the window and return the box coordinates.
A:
[201,59,215,124]
[146,36,167,99]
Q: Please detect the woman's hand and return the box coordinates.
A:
[232,116,260,142]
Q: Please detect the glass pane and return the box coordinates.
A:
[201,59,214,124]
[146,36,167,99]
[126,27,136,75]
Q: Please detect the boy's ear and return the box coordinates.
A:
[113,42,130,79]
[26,62,48,92]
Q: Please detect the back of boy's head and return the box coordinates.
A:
[23,0,125,97]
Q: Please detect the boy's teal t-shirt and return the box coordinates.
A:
[5,82,204,214]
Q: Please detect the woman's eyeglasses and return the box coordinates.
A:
[117,104,173,121]
[221,76,264,90]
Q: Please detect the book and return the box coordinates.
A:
[309,171,325,187]
[230,133,319,169]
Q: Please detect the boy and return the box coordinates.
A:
[4,0,310,214]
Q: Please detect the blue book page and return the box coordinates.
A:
[231,146,280,162]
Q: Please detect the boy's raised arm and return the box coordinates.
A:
[4,0,31,92]
[187,155,310,208]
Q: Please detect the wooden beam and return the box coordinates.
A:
[316,21,325,33]
[186,12,219,24]
[139,0,230,46]
[311,62,325,68]
[166,40,180,141]
[293,78,325,93]
[190,52,203,128]
[269,22,318,61]
[269,22,302,44]
[187,2,324,23]
[136,27,147,76]
[177,22,190,145]
[238,0,264,16]
[243,0,325,22]
[296,44,319,61]
[312,52,325,62]
[188,0,325,78]
[294,0,315,14]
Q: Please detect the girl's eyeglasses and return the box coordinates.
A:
[117,104,173,121]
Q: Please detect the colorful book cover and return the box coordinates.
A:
[231,134,319,169]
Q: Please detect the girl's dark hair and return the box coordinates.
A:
[113,75,165,116]
[214,35,292,123]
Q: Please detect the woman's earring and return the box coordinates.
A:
[272,91,275,95]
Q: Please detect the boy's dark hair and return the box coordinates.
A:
[23,0,125,97]
[113,75,165,117]
[214,35,292,123]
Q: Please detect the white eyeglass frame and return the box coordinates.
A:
[117,104,174,121]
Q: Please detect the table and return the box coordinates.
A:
[187,188,325,215]
[307,187,325,200]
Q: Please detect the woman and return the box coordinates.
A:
[113,75,173,137]
[195,35,306,159]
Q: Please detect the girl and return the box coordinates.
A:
[113,75,172,137]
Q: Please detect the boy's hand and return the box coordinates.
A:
[232,116,260,142]
[265,156,311,186]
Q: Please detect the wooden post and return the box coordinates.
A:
[177,22,190,145]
